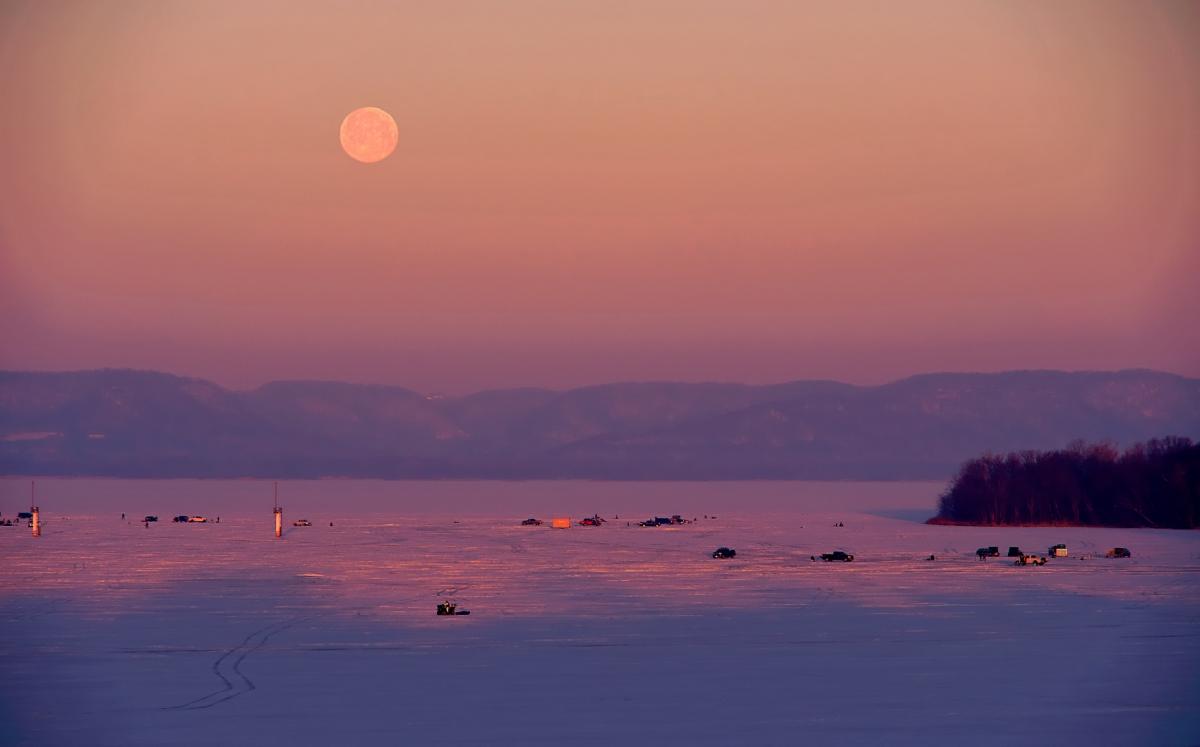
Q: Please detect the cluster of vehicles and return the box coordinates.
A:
[639,515,689,527]
[709,543,1134,566]
[518,513,693,528]
[711,547,857,562]
[1,514,35,533]
[972,543,1132,566]
[0,511,38,530]
[162,514,316,528]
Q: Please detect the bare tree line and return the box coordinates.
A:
[931,437,1199,528]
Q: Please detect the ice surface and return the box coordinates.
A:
[1,480,1197,745]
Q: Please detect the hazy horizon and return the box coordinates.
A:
[3,0,1199,392]
[2,363,1197,396]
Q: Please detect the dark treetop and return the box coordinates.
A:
[930,438,1200,528]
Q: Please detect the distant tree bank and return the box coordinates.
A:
[928,438,1200,528]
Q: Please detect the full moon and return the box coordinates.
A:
[339,106,398,163]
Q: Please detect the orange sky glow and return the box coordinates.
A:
[1,0,1197,392]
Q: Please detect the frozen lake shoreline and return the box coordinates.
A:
[1,480,1197,745]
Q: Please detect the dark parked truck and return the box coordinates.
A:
[712,547,736,559]
[1105,547,1131,558]
[639,515,688,527]
[820,551,854,562]
[976,547,1000,559]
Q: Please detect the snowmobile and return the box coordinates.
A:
[436,601,471,616]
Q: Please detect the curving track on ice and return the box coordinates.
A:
[164,617,302,711]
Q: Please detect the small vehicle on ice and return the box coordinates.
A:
[187,516,208,523]
[293,519,312,527]
[1105,547,1131,558]
[1015,553,1047,566]
[976,546,1000,559]
[712,547,736,559]
[820,551,854,562]
[172,515,189,523]
[143,515,158,523]
[520,518,543,526]
[578,516,603,526]
[436,601,471,616]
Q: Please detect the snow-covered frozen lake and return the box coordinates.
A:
[1,479,1197,745]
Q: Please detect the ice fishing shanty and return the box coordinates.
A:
[30,480,41,538]
[273,482,283,538]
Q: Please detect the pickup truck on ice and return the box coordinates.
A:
[820,551,854,562]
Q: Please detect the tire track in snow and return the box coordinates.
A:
[164,617,304,711]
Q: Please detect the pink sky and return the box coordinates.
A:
[1,0,1197,392]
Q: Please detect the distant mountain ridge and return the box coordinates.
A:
[2,369,1197,479]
